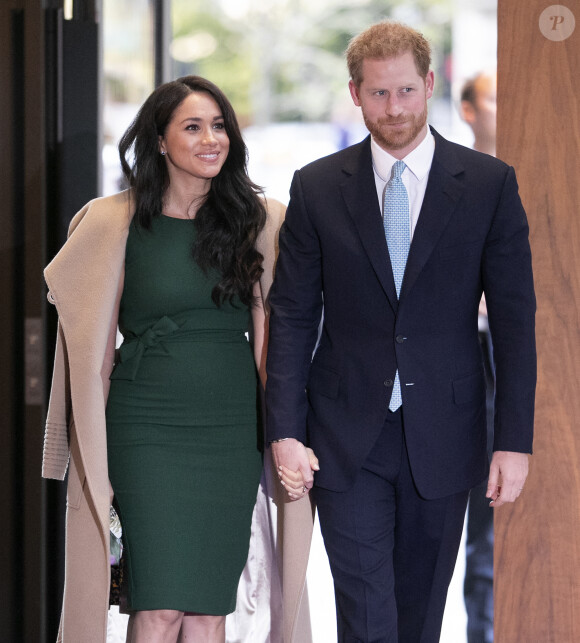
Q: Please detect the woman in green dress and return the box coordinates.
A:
[105,76,268,642]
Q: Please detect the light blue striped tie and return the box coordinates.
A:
[383,160,409,411]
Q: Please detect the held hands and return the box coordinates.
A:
[271,438,320,501]
[487,450,529,507]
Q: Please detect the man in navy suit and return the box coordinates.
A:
[266,21,535,643]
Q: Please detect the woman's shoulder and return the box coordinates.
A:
[45,190,133,292]
[256,197,286,294]
[68,189,134,237]
[260,195,286,232]
[257,196,285,248]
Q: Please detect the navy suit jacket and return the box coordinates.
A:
[266,128,536,499]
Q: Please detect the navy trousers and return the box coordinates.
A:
[314,409,469,643]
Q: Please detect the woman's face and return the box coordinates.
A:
[158,91,230,189]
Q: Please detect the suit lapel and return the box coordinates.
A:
[340,138,399,311]
[400,130,465,301]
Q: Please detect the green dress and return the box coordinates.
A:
[106,214,262,614]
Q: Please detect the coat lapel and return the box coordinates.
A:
[400,130,465,301]
[340,137,399,311]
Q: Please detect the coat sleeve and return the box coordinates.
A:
[265,171,324,444]
[42,320,71,480]
[250,196,316,643]
[41,199,94,481]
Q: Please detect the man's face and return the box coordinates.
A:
[473,74,497,142]
[349,52,434,159]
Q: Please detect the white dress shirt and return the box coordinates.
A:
[371,127,435,240]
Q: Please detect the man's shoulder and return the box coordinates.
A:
[297,137,371,178]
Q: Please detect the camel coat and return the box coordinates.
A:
[42,190,313,642]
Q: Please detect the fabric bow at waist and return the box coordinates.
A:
[110,315,180,381]
[110,314,248,381]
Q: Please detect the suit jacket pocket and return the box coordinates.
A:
[307,363,340,400]
[452,370,485,405]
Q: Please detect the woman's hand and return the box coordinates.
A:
[274,443,320,501]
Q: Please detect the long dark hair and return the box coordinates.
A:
[118,76,266,307]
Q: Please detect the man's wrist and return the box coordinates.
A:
[270,437,291,444]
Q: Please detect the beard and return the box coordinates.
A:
[363,102,428,152]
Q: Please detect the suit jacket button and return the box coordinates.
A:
[396,335,405,343]
[384,379,394,387]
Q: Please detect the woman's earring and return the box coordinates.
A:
[160,151,166,156]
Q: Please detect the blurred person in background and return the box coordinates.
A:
[460,71,496,156]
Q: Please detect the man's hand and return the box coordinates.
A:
[487,450,529,507]
[271,438,319,501]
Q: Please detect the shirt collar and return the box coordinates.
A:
[371,126,435,183]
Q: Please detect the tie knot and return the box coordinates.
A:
[390,160,406,181]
